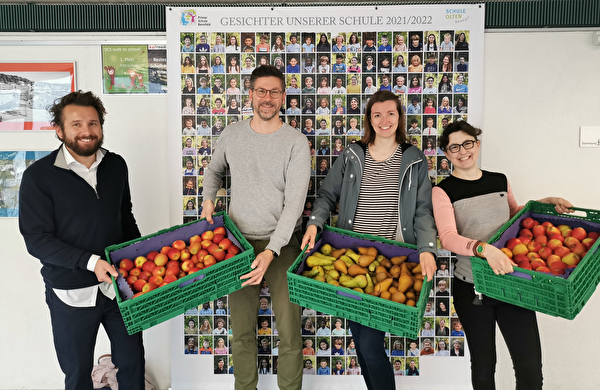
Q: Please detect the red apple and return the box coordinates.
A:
[214,226,227,236]
[548,233,564,243]
[166,260,180,268]
[218,238,233,251]
[570,242,586,257]
[181,259,195,272]
[562,253,581,266]
[546,254,562,267]
[227,245,241,256]
[557,224,572,232]
[146,251,159,261]
[538,247,553,260]
[526,252,541,261]
[180,248,192,261]
[178,270,187,278]
[530,259,546,269]
[541,221,554,228]
[166,265,180,276]
[142,282,159,293]
[126,275,138,285]
[545,226,561,237]
[118,268,128,278]
[188,266,202,274]
[201,230,215,241]
[549,261,567,272]
[532,225,546,238]
[535,266,551,273]
[213,247,226,261]
[563,236,580,248]
[582,237,597,250]
[561,229,572,238]
[554,246,571,259]
[163,274,178,284]
[571,227,587,242]
[500,248,513,259]
[200,240,213,250]
[519,229,533,239]
[521,217,536,230]
[129,267,142,277]
[188,242,201,255]
[119,258,134,272]
[132,279,147,292]
[167,248,181,261]
[212,234,225,244]
[132,292,145,299]
[517,261,532,270]
[172,240,187,251]
[189,234,202,244]
[224,252,236,260]
[152,266,166,277]
[148,275,163,285]
[141,260,156,273]
[527,241,542,253]
[505,237,522,251]
[588,232,599,240]
[533,235,548,247]
[518,236,532,246]
[154,253,169,267]
[134,256,147,268]
[204,255,217,267]
[160,246,172,254]
[207,243,221,256]
[547,239,563,251]
[138,271,151,281]
[514,254,529,264]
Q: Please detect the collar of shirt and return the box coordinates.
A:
[62,144,105,190]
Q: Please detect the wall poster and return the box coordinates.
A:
[0,62,75,131]
[0,151,52,217]
[101,45,167,94]
[167,4,483,388]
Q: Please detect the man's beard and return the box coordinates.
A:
[253,101,280,122]
[61,132,104,157]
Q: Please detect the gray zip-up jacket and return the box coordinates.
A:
[308,142,437,256]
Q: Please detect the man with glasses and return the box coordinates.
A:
[201,65,310,390]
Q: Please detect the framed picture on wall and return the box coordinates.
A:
[0,62,75,131]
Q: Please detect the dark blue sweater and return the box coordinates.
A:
[19,147,140,289]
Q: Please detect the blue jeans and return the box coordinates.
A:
[349,321,395,390]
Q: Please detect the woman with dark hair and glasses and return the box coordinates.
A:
[432,120,572,390]
[301,90,437,390]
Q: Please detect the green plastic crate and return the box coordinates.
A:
[471,201,600,320]
[287,225,433,338]
[105,212,253,334]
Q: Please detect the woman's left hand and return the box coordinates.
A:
[538,197,574,214]
[419,252,437,282]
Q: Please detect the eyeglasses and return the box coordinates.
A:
[252,88,283,99]
[446,139,477,153]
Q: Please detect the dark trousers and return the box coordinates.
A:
[349,321,395,390]
[453,278,543,390]
[45,287,145,390]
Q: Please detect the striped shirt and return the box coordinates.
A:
[353,145,402,239]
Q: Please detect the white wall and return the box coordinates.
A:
[0,29,599,390]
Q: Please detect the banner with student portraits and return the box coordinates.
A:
[167,4,482,388]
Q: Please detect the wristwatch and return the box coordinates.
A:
[268,249,279,259]
[474,241,486,258]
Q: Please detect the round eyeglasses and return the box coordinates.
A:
[446,139,477,153]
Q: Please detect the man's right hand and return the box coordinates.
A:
[94,259,118,284]
[301,225,318,251]
[200,199,215,224]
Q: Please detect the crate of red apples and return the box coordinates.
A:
[471,201,600,319]
[105,212,253,334]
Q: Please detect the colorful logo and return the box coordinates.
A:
[181,9,197,26]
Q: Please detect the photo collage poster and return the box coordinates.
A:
[170,4,483,377]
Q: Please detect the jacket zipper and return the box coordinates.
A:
[396,158,422,242]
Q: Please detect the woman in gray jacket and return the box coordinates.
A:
[301,90,437,390]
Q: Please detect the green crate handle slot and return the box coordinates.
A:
[178,273,206,288]
[336,290,363,301]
